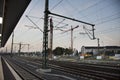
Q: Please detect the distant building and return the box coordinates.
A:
[81,46,120,55]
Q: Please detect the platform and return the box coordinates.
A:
[0,56,22,80]
[0,56,4,80]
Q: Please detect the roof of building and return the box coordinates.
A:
[82,46,120,49]
[0,0,31,47]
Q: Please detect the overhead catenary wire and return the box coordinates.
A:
[28,14,119,48]
[27,0,41,15]
[55,24,119,47]
[64,0,104,21]
[26,15,43,33]
[77,0,120,23]
[6,0,119,52]
[21,11,120,41]
[94,11,120,23]
[53,0,120,48]
[28,15,68,26]
[15,0,97,42]
[96,16,120,25]
[77,0,105,14]
[72,12,120,36]
[34,0,64,24]
[50,0,63,11]
[12,0,43,42]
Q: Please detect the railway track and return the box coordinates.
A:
[3,56,120,80]
[49,60,120,74]
[3,56,79,80]
[2,57,44,80]
[21,56,120,68]
[49,62,120,80]
[14,56,120,80]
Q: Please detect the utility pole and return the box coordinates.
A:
[6,47,7,53]
[28,44,30,53]
[28,0,95,70]
[11,31,14,57]
[24,15,49,56]
[92,26,96,39]
[42,0,49,69]
[14,43,29,56]
[14,46,16,53]
[97,38,100,54]
[18,43,21,55]
[49,18,53,59]
[63,25,79,51]
[71,26,73,51]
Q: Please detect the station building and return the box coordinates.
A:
[81,46,120,56]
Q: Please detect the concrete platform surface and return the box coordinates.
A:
[0,56,4,80]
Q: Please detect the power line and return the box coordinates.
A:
[97,27,120,34]
[65,0,79,11]
[15,27,31,37]
[95,12,120,22]
[78,0,104,14]
[96,16,120,25]
[77,0,120,21]
[11,1,120,52]
[72,13,120,35]
[26,15,43,32]
[50,0,63,11]
[27,0,41,15]
[12,0,42,43]
[34,0,64,23]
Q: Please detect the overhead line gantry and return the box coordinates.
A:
[42,0,95,69]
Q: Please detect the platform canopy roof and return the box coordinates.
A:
[0,0,31,47]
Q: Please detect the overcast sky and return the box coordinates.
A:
[1,0,120,52]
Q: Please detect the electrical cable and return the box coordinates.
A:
[11,0,120,52]
[77,0,120,22]
[50,0,63,11]
[27,0,41,15]
[96,16,120,25]
[78,0,105,14]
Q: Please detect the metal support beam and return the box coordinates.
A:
[42,0,49,69]
[48,11,95,26]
